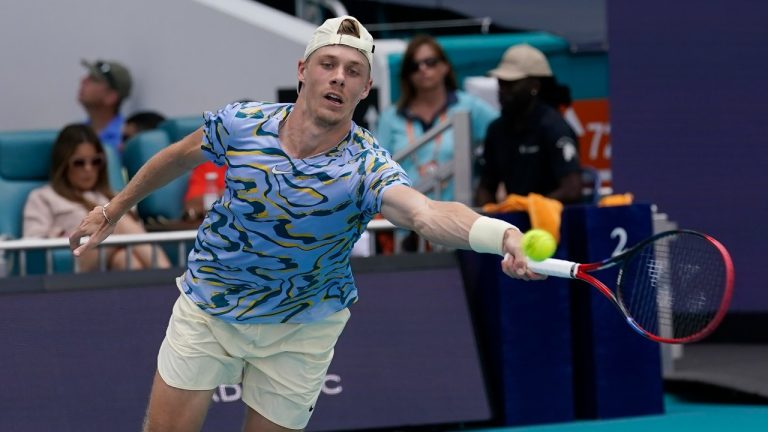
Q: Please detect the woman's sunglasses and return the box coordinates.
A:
[408,57,442,72]
[69,155,104,169]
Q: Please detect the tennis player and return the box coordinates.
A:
[69,15,541,432]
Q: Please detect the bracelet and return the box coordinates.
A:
[468,216,519,256]
[184,207,198,221]
[102,202,117,225]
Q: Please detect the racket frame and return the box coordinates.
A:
[527,229,735,344]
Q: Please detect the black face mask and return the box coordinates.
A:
[498,78,538,121]
[500,91,536,120]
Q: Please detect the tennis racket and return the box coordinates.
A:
[526,229,734,344]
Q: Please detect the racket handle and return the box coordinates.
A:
[527,258,577,279]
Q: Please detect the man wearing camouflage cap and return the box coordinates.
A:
[79,59,133,157]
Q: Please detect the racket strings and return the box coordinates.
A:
[617,232,728,339]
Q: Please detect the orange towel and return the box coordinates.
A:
[598,193,634,207]
[481,193,563,242]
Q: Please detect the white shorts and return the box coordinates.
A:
[157,285,350,430]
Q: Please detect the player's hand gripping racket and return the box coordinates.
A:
[527,230,734,344]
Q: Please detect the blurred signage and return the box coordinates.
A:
[0,256,490,432]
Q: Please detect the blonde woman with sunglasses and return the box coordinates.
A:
[376,34,498,202]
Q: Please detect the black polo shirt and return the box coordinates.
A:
[479,102,581,197]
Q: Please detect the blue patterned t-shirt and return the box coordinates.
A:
[181,102,410,323]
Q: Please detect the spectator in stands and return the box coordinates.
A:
[23,123,170,272]
[78,59,133,156]
[476,44,582,205]
[376,34,497,201]
[122,111,166,143]
[182,161,226,222]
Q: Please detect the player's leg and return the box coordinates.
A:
[242,407,302,432]
[142,371,214,432]
[152,290,246,432]
[239,308,351,432]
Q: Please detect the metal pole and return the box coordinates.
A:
[452,111,473,206]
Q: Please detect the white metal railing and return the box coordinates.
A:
[391,111,473,205]
[386,111,474,252]
[0,219,399,277]
[364,17,493,34]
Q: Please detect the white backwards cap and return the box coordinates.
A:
[303,15,375,67]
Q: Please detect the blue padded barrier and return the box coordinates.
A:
[458,212,575,427]
[562,204,663,419]
[457,204,663,426]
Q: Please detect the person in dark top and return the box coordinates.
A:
[476,44,582,205]
[122,111,166,142]
[78,59,133,157]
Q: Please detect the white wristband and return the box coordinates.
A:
[468,216,518,256]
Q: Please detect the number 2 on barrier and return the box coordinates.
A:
[527,230,734,344]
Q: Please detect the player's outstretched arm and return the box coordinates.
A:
[69,128,208,256]
[380,185,543,280]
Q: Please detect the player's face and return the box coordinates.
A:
[78,74,113,109]
[299,45,372,127]
[66,142,103,192]
[408,44,448,93]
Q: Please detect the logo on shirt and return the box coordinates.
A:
[556,137,578,162]
[272,164,293,175]
[518,145,540,154]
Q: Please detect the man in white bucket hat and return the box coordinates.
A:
[477,44,582,205]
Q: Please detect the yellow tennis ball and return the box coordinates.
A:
[521,229,557,261]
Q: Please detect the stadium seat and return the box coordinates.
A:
[105,144,126,192]
[159,116,202,143]
[122,130,189,221]
[0,130,56,239]
[0,130,73,275]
